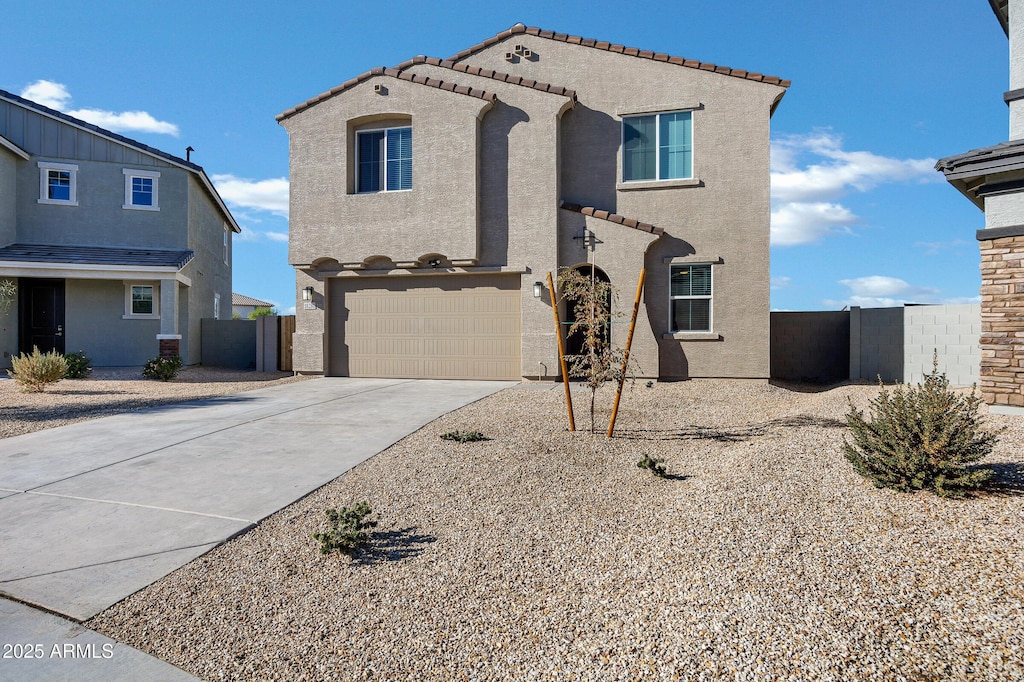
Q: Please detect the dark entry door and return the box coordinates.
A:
[19,278,65,355]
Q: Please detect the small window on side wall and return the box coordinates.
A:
[123,169,160,210]
[356,126,412,193]
[622,111,693,182]
[670,263,712,332]
[38,162,79,205]
[124,283,159,318]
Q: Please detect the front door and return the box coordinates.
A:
[19,278,65,355]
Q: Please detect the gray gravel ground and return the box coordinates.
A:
[0,367,308,439]
[88,380,1024,681]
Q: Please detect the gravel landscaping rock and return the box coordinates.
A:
[0,367,308,439]
[88,380,1024,680]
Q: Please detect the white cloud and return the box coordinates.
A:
[66,108,179,136]
[771,202,858,246]
[211,174,289,217]
[770,130,939,246]
[19,80,179,136]
[770,276,793,290]
[265,231,289,242]
[829,275,940,308]
[914,239,970,255]
[21,80,71,110]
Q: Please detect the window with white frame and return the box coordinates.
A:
[356,126,412,192]
[38,161,79,205]
[124,283,159,318]
[123,169,160,210]
[223,226,229,265]
[214,292,221,320]
[622,111,693,182]
[670,263,712,332]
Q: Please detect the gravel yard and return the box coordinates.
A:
[86,379,1024,681]
[0,367,308,439]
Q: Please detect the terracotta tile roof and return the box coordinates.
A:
[232,293,274,307]
[559,201,664,236]
[448,24,791,89]
[276,67,498,122]
[395,56,577,101]
[0,243,195,269]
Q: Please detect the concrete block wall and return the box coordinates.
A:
[904,304,981,387]
[200,319,256,369]
[850,307,904,382]
[770,311,849,383]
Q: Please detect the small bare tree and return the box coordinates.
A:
[0,278,15,317]
[558,267,631,433]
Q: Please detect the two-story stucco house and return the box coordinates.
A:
[936,0,1024,414]
[278,25,788,380]
[0,88,239,369]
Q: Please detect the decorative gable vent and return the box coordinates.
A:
[504,52,516,62]
[373,83,387,95]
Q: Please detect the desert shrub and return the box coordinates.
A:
[0,278,15,316]
[142,355,183,381]
[8,346,69,392]
[248,306,278,319]
[843,357,1002,498]
[313,502,377,555]
[63,350,92,379]
[637,454,667,478]
[440,429,487,443]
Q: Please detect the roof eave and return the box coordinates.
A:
[990,0,1010,37]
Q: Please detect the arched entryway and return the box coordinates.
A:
[563,264,612,369]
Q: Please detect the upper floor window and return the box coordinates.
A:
[223,226,229,265]
[622,111,692,182]
[38,161,78,206]
[357,126,412,193]
[123,169,160,210]
[670,263,712,332]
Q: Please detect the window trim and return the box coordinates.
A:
[355,125,412,193]
[223,225,229,265]
[123,282,160,319]
[37,161,79,206]
[669,262,713,334]
[123,168,160,211]
[620,109,695,184]
[214,292,221,320]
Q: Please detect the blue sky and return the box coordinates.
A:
[1,1,1008,312]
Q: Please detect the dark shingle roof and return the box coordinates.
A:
[395,56,577,101]
[276,67,498,122]
[449,24,791,89]
[559,201,663,236]
[0,244,194,269]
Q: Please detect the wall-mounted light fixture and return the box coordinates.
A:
[427,258,442,268]
[302,286,314,301]
[533,281,544,298]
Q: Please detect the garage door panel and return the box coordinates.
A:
[328,275,521,380]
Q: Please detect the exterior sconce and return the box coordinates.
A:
[533,281,544,298]
[427,258,441,268]
[302,286,314,301]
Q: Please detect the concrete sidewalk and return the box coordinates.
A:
[0,377,512,681]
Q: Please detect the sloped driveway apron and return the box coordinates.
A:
[0,377,513,621]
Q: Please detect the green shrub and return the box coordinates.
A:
[142,355,183,381]
[63,350,92,379]
[440,429,487,443]
[637,454,667,478]
[313,502,377,555]
[8,346,69,392]
[843,358,1002,498]
[248,306,278,319]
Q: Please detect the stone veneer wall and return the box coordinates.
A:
[979,234,1024,408]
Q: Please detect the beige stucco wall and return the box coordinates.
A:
[283,76,492,268]
[401,63,569,377]
[457,36,783,378]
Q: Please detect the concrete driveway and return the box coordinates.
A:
[0,377,512,680]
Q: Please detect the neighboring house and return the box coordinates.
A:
[278,25,788,380]
[936,0,1024,414]
[232,293,274,318]
[0,88,239,370]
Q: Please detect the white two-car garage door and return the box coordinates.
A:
[327,274,521,380]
